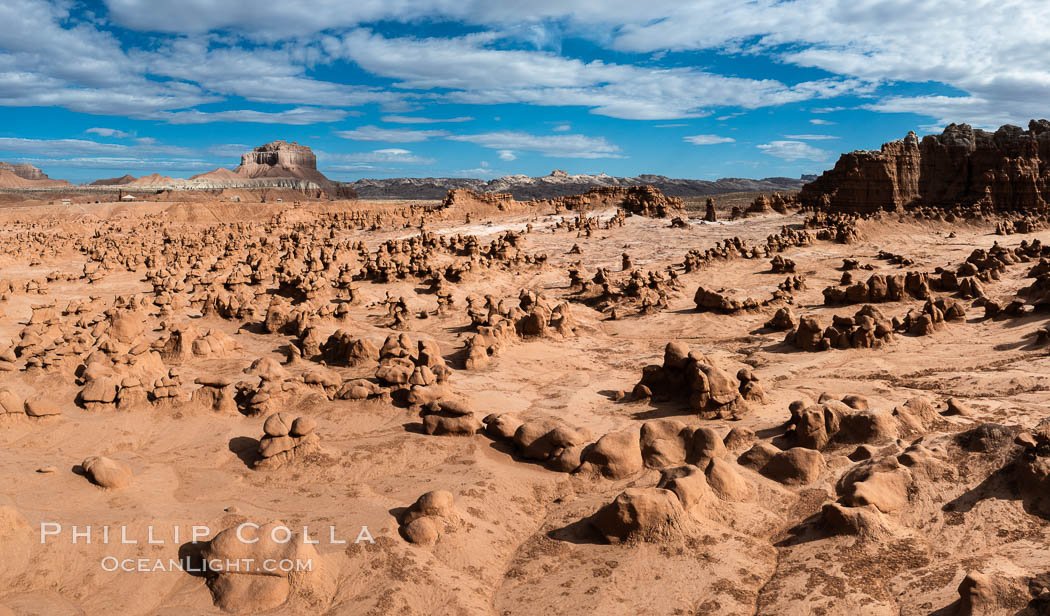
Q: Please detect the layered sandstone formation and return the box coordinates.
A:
[800,120,1050,213]
[0,162,52,181]
[233,140,328,184]
[185,141,354,197]
[0,162,70,188]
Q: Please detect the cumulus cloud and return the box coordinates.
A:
[131,37,399,109]
[497,150,516,161]
[757,140,831,162]
[447,131,623,158]
[607,0,1050,128]
[45,0,1048,130]
[322,29,867,120]
[335,125,448,142]
[0,0,215,116]
[6,0,1044,141]
[0,0,396,121]
[809,119,835,125]
[683,134,734,145]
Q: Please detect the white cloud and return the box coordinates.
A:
[716,112,745,121]
[323,29,867,120]
[381,115,474,124]
[85,127,135,138]
[0,0,215,116]
[552,124,571,131]
[0,1,396,122]
[9,0,1046,135]
[607,1,1050,129]
[684,134,734,145]
[757,140,831,162]
[809,119,835,125]
[0,136,193,157]
[84,0,1050,129]
[497,150,516,161]
[335,125,448,142]
[19,156,214,172]
[861,94,1048,131]
[207,143,252,158]
[152,107,350,125]
[317,148,435,164]
[132,37,400,109]
[455,167,503,178]
[782,134,837,140]
[0,136,208,179]
[447,131,622,158]
[102,0,681,38]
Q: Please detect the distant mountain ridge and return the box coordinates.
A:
[0,146,806,200]
[346,170,806,200]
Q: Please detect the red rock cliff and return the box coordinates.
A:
[800,120,1050,213]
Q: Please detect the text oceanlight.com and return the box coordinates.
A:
[100,557,314,573]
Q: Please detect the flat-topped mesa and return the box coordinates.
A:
[234,140,327,183]
[183,140,357,198]
[0,161,71,188]
[0,162,51,181]
[800,120,1050,213]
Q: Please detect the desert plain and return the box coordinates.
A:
[2,126,1050,616]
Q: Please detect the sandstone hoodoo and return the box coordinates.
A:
[800,120,1050,213]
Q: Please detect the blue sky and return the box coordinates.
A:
[1,0,1046,184]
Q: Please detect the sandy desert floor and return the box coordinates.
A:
[1,195,1049,615]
